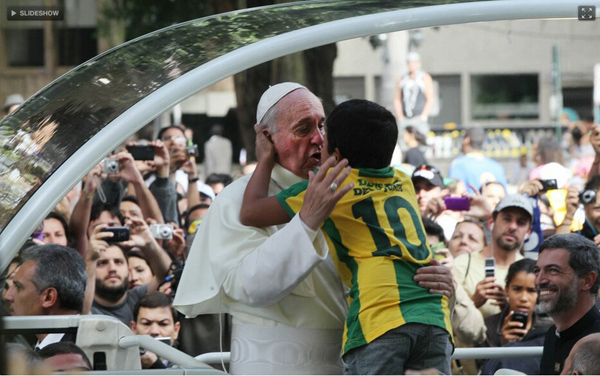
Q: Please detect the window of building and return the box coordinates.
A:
[58,28,97,66]
[5,29,45,67]
[471,74,539,120]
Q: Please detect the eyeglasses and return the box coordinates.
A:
[161,135,187,144]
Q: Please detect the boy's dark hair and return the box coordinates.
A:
[133,291,178,323]
[326,99,397,169]
[422,217,445,243]
[90,202,124,225]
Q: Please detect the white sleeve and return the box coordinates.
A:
[222,214,329,306]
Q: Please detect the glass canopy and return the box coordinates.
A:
[0,0,593,271]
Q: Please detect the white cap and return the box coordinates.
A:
[407,52,421,62]
[3,94,24,112]
[197,183,215,200]
[256,82,306,124]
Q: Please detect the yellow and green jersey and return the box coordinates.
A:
[277,166,452,354]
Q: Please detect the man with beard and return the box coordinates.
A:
[453,194,533,319]
[84,218,171,325]
[534,234,600,375]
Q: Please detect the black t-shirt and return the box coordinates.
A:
[539,305,600,374]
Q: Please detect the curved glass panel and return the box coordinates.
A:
[0,0,469,231]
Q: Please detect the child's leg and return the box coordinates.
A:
[342,324,452,375]
[342,328,412,375]
[403,324,452,375]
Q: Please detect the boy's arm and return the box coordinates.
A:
[240,125,290,227]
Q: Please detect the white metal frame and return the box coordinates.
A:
[0,1,598,269]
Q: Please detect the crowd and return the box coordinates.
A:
[2,70,600,375]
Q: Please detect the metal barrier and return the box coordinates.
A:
[453,346,543,360]
[3,316,543,370]
[194,346,544,364]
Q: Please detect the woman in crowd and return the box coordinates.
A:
[479,258,552,375]
[128,252,154,289]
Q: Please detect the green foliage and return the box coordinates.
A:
[100,0,211,41]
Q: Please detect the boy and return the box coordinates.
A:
[240,99,452,374]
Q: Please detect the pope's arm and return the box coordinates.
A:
[203,158,352,307]
[223,212,330,306]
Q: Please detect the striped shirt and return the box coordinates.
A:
[277,166,452,354]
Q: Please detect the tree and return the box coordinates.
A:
[98,0,337,160]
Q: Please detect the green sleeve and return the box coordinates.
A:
[276,180,309,219]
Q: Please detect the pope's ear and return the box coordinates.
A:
[262,128,273,143]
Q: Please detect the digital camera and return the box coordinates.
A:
[186,144,199,157]
[580,189,596,205]
[151,223,174,240]
[539,178,558,192]
[103,158,120,174]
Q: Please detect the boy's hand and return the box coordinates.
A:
[254,124,275,164]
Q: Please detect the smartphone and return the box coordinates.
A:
[101,226,130,242]
[444,196,470,211]
[539,179,558,192]
[186,144,199,157]
[156,337,171,345]
[511,311,528,331]
[484,258,495,278]
[126,145,155,160]
[431,242,446,260]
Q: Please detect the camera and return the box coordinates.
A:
[186,144,198,157]
[151,223,174,240]
[484,258,495,278]
[101,226,130,242]
[103,158,120,174]
[580,189,596,205]
[539,179,558,192]
[126,145,155,161]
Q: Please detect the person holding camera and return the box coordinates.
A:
[554,175,600,244]
[478,258,552,375]
[70,151,166,256]
[130,292,180,369]
[83,217,172,325]
[453,195,533,319]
